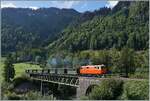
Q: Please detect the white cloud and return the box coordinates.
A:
[1,2,16,8]
[106,1,119,8]
[50,1,80,8]
[29,6,39,10]
[1,1,80,10]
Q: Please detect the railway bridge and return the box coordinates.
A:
[25,69,142,99]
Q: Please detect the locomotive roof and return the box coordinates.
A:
[81,64,105,67]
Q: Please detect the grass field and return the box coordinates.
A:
[0,57,6,82]
[14,63,41,78]
[1,57,41,82]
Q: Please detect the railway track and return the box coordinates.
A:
[25,69,147,81]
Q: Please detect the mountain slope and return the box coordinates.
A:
[2,7,80,54]
[48,1,149,53]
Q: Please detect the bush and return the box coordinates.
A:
[88,79,123,100]
[1,82,11,99]
[80,96,89,100]
[12,75,30,87]
[23,91,56,100]
[57,85,76,99]
[5,92,21,100]
[121,80,149,100]
[129,72,149,79]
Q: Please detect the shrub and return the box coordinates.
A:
[121,80,149,100]
[5,92,21,100]
[22,91,56,100]
[88,79,123,100]
[58,85,76,99]
[129,72,149,79]
[12,75,30,87]
[80,96,89,100]
[1,82,11,100]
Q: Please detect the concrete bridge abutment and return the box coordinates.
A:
[76,77,102,99]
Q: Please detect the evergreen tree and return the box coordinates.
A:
[119,47,135,77]
[3,54,15,82]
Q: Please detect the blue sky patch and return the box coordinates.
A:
[1,0,119,12]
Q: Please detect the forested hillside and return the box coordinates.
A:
[48,1,149,52]
[2,1,149,64]
[2,7,80,54]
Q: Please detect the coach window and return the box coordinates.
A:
[64,69,67,74]
[101,65,105,69]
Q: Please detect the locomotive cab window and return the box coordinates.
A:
[95,66,99,69]
[96,66,101,69]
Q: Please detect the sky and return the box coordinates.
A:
[1,0,119,12]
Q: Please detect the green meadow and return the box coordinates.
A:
[14,63,41,78]
[1,57,41,81]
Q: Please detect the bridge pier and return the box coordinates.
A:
[76,77,101,99]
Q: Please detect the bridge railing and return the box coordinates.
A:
[25,68,78,75]
[27,71,79,87]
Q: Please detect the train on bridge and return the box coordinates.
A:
[26,64,111,77]
[79,64,111,75]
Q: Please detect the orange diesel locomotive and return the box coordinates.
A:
[79,64,109,75]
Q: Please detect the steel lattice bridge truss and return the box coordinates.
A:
[25,69,79,87]
[25,68,145,89]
